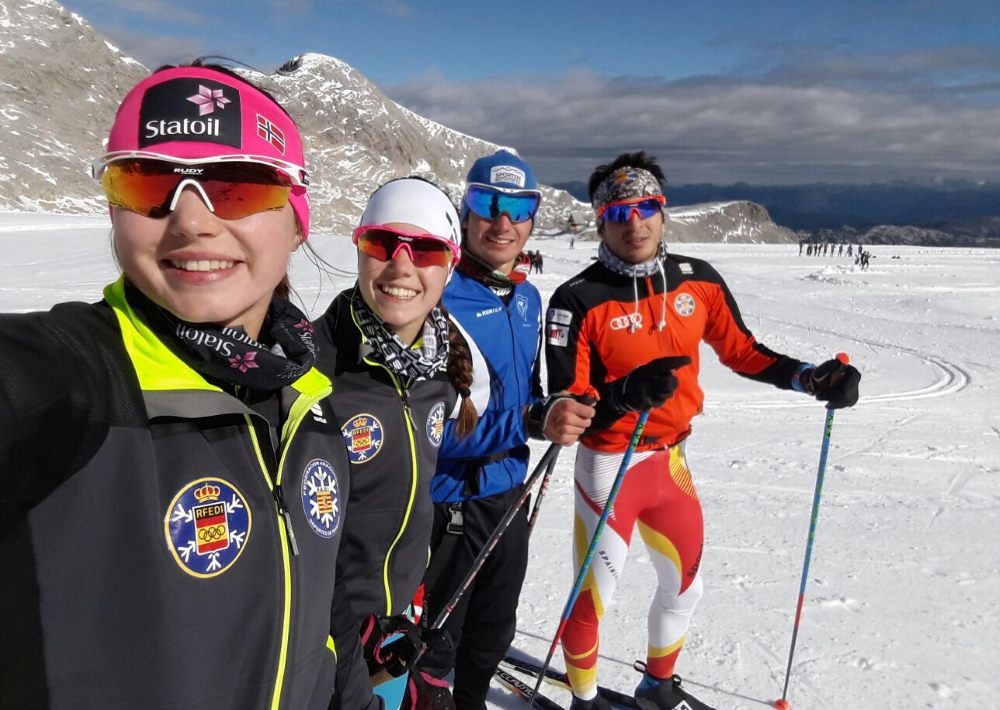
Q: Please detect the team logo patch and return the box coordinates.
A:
[165,477,251,578]
[547,323,569,347]
[674,293,696,317]
[489,165,526,187]
[515,294,529,322]
[547,308,573,326]
[427,401,446,447]
[342,413,384,463]
[139,77,242,149]
[301,459,341,538]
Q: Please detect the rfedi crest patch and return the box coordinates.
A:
[674,293,696,317]
[427,401,446,447]
[165,477,251,578]
[300,459,341,538]
[342,413,384,463]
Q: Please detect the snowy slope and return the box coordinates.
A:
[2,215,996,709]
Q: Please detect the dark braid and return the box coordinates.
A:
[443,307,477,438]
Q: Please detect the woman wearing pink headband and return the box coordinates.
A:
[0,61,350,709]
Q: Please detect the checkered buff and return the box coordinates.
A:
[351,291,449,382]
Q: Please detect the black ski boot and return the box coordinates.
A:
[634,674,715,710]
[569,693,613,710]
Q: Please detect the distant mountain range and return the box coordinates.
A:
[554,180,1000,247]
[0,0,585,233]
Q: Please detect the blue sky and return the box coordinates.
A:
[62,0,1000,185]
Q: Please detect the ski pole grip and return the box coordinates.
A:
[836,352,850,365]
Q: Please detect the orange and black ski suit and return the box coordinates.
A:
[545,251,805,696]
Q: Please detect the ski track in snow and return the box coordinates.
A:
[1,219,997,710]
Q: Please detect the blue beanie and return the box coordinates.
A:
[465,149,539,192]
[462,150,540,219]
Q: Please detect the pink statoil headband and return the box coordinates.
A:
[103,66,311,237]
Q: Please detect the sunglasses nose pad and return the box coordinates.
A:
[168,178,216,215]
[389,241,416,264]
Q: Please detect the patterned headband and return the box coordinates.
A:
[592,166,664,226]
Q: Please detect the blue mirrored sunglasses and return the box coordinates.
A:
[464,184,541,223]
[598,196,666,223]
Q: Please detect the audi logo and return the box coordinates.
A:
[610,314,643,331]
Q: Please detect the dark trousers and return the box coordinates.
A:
[420,487,530,710]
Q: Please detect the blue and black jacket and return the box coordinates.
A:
[431,269,544,503]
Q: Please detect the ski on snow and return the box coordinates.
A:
[499,653,718,710]
[499,654,638,708]
[493,666,564,710]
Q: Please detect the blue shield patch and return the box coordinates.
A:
[426,401,446,448]
[301,458,341,538]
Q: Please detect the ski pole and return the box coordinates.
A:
[414,441,562,667]
[527,446,560,533]
[775,390,843,710]
[527,411,650,708]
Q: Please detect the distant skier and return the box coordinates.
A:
[544,151,861,710]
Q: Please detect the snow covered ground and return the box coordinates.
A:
[2,213,997,710]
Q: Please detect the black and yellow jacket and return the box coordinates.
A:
[313,288,456,708]
[0,279,350,710]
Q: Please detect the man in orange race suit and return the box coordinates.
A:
[544,151,861,710]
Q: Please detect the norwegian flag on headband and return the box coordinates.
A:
[256,114,286,155]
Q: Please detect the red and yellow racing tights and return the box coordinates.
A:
[562,444,704,699]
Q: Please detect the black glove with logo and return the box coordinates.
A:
[607,355,691,414]
[799,357,861,409]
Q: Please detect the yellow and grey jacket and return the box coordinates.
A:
[0,280,350,710]
[313,288,456,709]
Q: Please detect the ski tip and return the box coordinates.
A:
[835,352,850,365]
[774,699,790,710]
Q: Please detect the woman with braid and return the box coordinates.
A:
[313,177,478,709]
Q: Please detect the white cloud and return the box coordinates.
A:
[387,67,1000,184]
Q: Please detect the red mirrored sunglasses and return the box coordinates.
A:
[353,226,460,269]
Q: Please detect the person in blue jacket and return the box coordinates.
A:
[415,151,595,709]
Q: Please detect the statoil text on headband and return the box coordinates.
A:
[353,226,461,269]
[597,195,667,223]
[94,156,307,220]
[464,183,541,223]
[100,65,311,236]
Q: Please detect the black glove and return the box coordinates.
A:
[526,390,597,440]
[360,614,424,678]
[401,669,456,710]
[799,358,861,409]
[607,355,691,413]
